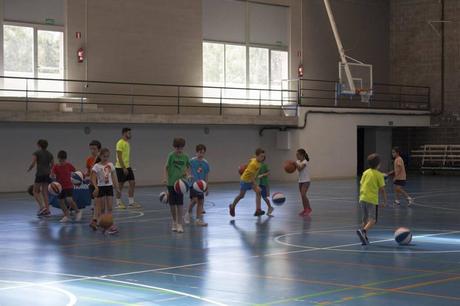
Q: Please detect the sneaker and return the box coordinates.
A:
[176,224,184,233]
[171,222,177,232]
[89,220,98,231]
[184,213,191,224]
[254,210,265,217]
[363,230,370,245]
[393,200,401,207]
[202,210,206,214]
[116,202,127,209]
[195,219,208,227]
[407,197,414,206]
[75,211,83,222]
[60,216,70,223]
[299,210,307,216]
[107,225,119,235]
[128,202,142,209]
[229,204,235,217]
[41,209,51,217]
[267,207,274,217]
[37,207,46,216]
[356,229,368,245]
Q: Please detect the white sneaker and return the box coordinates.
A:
[128,202,142,209]
[195,219,208,227]
[60,216,70,223]
[171,222,177,232]
[75,211,83,222]
[393,200,400,207]
[183,213,191,224]
[407,197,414,206]
[267,207,274,217]
[176,224,184,233]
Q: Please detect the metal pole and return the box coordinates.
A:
[81,82,84,112]
[130,84,135,114]
[219,87,223,115]
[25,79,29,111]
[259,90,262,116]
[177,86,180,114]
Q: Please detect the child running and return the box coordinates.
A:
[51,151,82,223]
[27,139,54,217]
[86,140,102,230]
[184,144,210,227]
[164,138,190,233]
[229,148,266,217]
[91,148,120,234]
[296,149,312,216]
[258,156,274,217]
[357,153,387,245]
[387,147,413,207]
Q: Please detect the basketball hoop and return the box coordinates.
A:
[356,88,371,103]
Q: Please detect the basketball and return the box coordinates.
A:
[394,227,412,245]
[284,160,297,174]
[27,185,34,196]
[272,192,286,206]
[48,182,62,196]
[71,171,84,186]
[99,213,113,230]
[159,191,168,204]
[174,179,189,194]
[193,180,207,193]
[238,164,247,175]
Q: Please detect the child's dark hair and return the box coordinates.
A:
[89,140,102,150]
[99,148,110,156]
[57,150,67,160]
[37,139,48,149]
[297,148,310,161]
[196,144,206,152]
[255,148,265,156]
[367,153,381,169]
[173,137,186,148]
[122,127,131,135]
[393,147,401,155]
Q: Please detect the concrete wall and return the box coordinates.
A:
[302,0,390,82]
[296,107,430,179]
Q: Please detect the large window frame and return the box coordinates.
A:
[3,21,65,96]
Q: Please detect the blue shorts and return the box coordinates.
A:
[259,185,269,198]
[240,181,253,192]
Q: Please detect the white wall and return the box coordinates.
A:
[296,108,430,179]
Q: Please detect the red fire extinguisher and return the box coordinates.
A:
[77,48,85,63]
[298,64,304,78]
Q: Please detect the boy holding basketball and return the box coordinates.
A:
[258,157,274,216]
[387,147,413,207]
[184,144,210,227]
[164,138,190,233]
[51,151,82,223]
[229,148,265,217]
[91,148,120,234]
[357,153,387,245]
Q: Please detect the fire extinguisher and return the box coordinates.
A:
[298,64,304,78]
[77,48,85,63]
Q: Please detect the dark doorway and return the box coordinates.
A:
[357,127,365,176]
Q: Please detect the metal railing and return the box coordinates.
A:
[299,79,431,111]
[0,76,299,117]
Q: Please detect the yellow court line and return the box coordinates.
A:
[65,253,168,268]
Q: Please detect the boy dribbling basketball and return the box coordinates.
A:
[229,148,266,217]
[387,147,413,207]
[357,153,387,245]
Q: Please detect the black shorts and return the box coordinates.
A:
[190,187,204,200]
[116,167,135,183]
[97,186,114,198]
[35,175,52,184]
[394,180,406,186]
[168,186,183,206]
[59,188,73,200]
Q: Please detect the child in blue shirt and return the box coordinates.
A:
[184,144,210,226]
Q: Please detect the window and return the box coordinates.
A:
[3,24,64,97]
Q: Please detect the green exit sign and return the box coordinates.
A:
[45,18,56,25]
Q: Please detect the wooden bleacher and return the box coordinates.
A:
[411,145,460,171]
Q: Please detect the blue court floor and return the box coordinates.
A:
[1,176,460,305]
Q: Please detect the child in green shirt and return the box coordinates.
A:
[357,153,387,245]
[258,157,274,216]
[163,138,190,233]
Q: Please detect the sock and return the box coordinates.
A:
[129,197,134,205]
[116,198,121,205]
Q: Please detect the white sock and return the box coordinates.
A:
[129,197,134,205]
[116,198,121,205]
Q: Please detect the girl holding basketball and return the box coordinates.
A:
[91,148,120,234]
[296,149,312,216]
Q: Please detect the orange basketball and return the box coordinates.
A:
[284,160,297,174]
[98,213,113,230]
[238,164,247,175]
